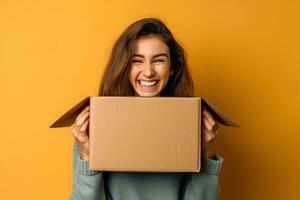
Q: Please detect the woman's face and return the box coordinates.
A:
[129,35,174,97]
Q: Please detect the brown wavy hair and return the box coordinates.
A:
[98,18,194,97]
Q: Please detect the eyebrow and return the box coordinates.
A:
[132,53,169,59]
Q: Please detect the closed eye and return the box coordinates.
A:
[154,59,165,63]
[131,60,143,63]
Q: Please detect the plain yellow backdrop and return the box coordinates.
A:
[1,0,299,199]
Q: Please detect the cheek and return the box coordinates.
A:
[156,66,172,79]
[129,66,139,83]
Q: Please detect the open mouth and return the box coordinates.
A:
[137,80,159,91]
[138,80,159,86]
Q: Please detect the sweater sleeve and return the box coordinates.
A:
[181,155,224,200]
[69,141,107,200]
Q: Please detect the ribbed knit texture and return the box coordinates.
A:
[201,155,224,175]
[71,142,223,200]
[78,158,99,175]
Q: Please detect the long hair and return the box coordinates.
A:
[98,18,194,97]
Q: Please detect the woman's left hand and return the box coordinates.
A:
[201,109,220,158]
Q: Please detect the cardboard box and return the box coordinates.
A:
[50,96,239,172]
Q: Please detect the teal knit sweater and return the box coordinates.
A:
[70,142,223,200]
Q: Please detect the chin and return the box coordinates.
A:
[136,91,160,97]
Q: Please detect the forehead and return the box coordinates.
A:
[134,35,169,55]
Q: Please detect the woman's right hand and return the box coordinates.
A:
[72,105,90,160]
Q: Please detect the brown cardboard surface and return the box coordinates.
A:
[50,96,239,172]
[50,96,90,128]
[89,97,201,172]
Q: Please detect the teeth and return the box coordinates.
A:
[139,80,158,86]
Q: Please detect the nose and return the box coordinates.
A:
[142,62,155,77]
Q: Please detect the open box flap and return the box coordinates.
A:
[49,96,90,128]
[49,96,239,128]
[201,98,240,127]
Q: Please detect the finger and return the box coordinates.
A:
[72,123,88,142]
[72,126,80,139]
[202,110,216,127]
[76,111,90,126]
[76,106,90,121]
[72,126,76,135]
[72,122,82,137]
[75,106,90,121]
[202,125,215,141]
[203,114,220,135]
[202,117,213,131]
[80,119,89,133]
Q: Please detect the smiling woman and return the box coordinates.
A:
[98,18,194,97]
[129,35,174,97]
[70,18,223,200]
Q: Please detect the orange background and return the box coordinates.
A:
[1,0,299,199]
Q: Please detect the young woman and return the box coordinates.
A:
[70,18,223,200]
